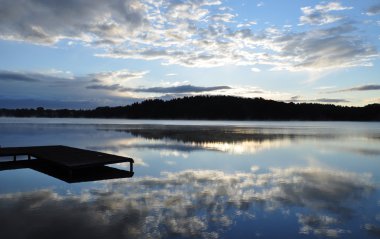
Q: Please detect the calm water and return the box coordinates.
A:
[1,118,380,239]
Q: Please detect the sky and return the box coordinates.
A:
[0,0,379,109]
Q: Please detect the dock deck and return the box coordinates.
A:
[0,145,134,168]
[0,145,134,183]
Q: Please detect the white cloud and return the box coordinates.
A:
[299,2,353,26]
[100,19,377,71]
[268,24,377,71]
[0,0,376,73]
[90,69,149,85]
[251,67,261,72]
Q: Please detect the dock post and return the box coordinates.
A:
[13,155,16,161]
[130,161,133,172]
[28,155,31,160]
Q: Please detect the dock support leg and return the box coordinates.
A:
[130,162,133,172]
[28,155,31,160]
[13,155,16,161]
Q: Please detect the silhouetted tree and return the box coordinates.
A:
[0,96,379,121]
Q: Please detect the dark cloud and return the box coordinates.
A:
[329,84,380,93]
[0,71,41,82]
[131,85,231,93]
[290,96,301,101]
[367,4,380,16]
[86,84,122,91]
[0,98,95,109]
[0,70,148,108]
[312,98,350,103]
[285,97,349,104]
[0,96,142,109]
[87,84,231,94]
[0,0,145,44]
[0,70,76,84]
[249,90,264,94]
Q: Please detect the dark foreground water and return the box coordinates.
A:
[0,118,380,239]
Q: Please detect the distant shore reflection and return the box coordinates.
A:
[92,125,380,157]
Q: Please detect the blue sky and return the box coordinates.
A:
[0,0,379,108]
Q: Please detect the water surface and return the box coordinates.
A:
[1,118,380,238]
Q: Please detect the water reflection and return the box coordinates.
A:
[92,125,380,157]
[0,167,376,238]
[1,121,380,238]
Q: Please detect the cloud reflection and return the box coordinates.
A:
[297,214,350,237]
[0,167,375,239]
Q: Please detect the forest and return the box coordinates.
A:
[1,95,379,121]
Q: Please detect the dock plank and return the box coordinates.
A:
[0,145,134,169]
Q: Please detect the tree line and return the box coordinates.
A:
[0,96,379,121]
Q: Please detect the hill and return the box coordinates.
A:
[1,96,379,121]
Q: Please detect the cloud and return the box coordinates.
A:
[0,69,148,87]
[0,70,286,107]
[87,84,231,94]
[366,4,380,16]
[297,214,350,237]
[312,98,350,103]
[329,84,380,93]
[286,96,349,104]
[86,84,123,91]
[0,69,149,108]
[299,2,352,25]
[0,71,47,82]
[210,13,235,22]
[0,0,146,45]
[0,0,376,72]
[271,24,377,71]
[100,21,377,71]
[131,85,231,93]
[290,95,301,101]
[257,2,264,7]
[0,98,98,109]
[364,224,380,237]
[0,167,374,238]
[90,70,149,84]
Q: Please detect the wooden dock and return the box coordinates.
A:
[0,145,134,183]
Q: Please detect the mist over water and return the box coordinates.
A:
[1,119,380,239]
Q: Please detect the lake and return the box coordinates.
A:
[1,118,380,239]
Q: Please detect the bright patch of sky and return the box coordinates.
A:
[0,0,379,108]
